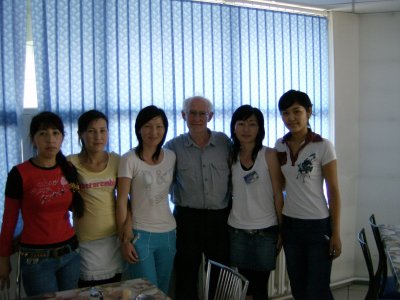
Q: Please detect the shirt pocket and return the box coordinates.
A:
[177,162,198,187]
[210,162,230,197]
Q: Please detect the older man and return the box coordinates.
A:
[165,96,231,299]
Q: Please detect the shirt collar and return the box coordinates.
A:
[184,129,215,147]
[281,128,323,144]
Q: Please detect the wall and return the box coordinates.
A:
[356,11,400,275]
[330,11,360,282]
[331,11,400,280]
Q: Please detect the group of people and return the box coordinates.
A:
[0,89,341,300]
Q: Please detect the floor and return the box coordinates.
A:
[278,284,369,300]
[332,284,369,300]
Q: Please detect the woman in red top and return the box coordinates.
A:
[0,112,84,297]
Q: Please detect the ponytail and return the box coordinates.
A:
[56,151,85,219]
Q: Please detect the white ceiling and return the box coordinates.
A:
[274,0,400,14]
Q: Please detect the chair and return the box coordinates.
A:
[358,228,400,300]
[204,259,249,300]
[370,214,388,296]
[358,228,380,300]
[369,215,400,299]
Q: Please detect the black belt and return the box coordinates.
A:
[20,239,78,259]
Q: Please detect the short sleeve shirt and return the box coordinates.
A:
[68,152,120,241]
[275,131,336,219]
[0,160,74,255]
[165,131,231,209]
[118,149,176,233]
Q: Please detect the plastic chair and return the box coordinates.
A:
[369,215,400,299]
[204,259,249,300]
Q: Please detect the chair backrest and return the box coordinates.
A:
[204,259,249,300]
[369,214,388,297]
[358,228,380,300]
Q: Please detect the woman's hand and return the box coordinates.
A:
[276,232,283,254]
[330,234,342,259]
[119,228,134,245]
[0,256,11,290]
[120,241,139,264]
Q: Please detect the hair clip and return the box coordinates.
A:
[69,183,80,193]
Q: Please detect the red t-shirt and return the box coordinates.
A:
[0,159,75,256]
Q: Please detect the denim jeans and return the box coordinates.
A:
[125,229,176,295]
[21,248,80,296]
[229,226,278,271]
[282,216,333,300]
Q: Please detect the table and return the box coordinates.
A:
[378,224,400,290]
[23,278,169,300]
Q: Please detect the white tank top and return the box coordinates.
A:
[228,147,278,229]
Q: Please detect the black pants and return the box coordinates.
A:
[173,206,230,300]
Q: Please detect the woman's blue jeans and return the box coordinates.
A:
[21,249,80,296]
[282,216,334,300]
[125,229,176,295]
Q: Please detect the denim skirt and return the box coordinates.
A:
[229,225,279,271]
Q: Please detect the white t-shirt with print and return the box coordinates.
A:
[275,138,336,220]
[118,148,176,232]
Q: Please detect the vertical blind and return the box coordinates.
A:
[31,0,329,156]
[0,0,27,222]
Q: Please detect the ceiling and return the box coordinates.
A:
[272,0,400,14]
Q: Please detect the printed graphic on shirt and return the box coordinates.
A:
[32,176,69,205]
[140,168,173,206]
[79,179,116,190]
[297,153,316,182]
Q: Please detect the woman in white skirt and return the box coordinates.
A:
[69,109,129,287]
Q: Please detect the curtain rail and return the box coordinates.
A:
[192,0,328,16]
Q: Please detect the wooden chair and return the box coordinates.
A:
[204,259,249,300]
[369,215,400,299]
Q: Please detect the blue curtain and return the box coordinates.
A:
[31,0,329,156]
[0,0,27,223]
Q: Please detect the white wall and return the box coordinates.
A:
[330,11,360,282]
[356,11,400,276]
[331,11,400,280]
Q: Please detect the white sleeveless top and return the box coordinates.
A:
[228,147,278,229]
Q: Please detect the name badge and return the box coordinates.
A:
[243,171,259,184]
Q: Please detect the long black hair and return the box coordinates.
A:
[230,105,265,164]
[134,105,168,162]
[30,112,84,218]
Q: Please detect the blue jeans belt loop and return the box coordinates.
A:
[20,242,78,259]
